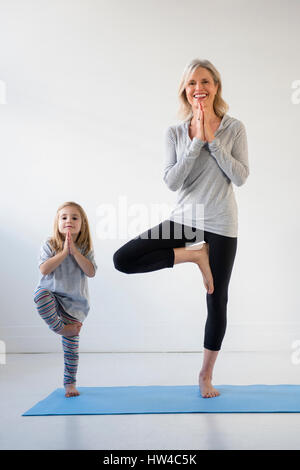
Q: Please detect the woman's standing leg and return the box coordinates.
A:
[113,220,231,397]
[198,231,237,397]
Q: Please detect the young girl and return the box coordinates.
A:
[33,202,97,397]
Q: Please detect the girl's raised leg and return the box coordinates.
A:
[34,288,81,337]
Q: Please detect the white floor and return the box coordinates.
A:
[1,351,300,450]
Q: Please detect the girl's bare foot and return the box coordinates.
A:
[65,383,80,398]
[58,323,82,337]
[193,244,214,294]
[199,373,220,398]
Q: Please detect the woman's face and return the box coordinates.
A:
[185,67,219,111]
[58,205,82,239]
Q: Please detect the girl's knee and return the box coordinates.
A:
[33,288,52,304]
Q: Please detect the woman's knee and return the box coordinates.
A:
[113,247,132,273]
[209,289,228,309]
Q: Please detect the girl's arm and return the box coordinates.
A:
[40,250,68,276]
[40,236,69,275]
[72,250,95,278]
[68,232,96,277]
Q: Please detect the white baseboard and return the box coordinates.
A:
[2,321,300,353]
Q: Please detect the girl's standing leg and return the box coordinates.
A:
[34,288,82,397]
[198,231,237,397]
[60,310,81,397]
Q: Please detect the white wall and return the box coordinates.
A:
[1,0,300,353]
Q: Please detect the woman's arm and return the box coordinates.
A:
[163,127,206,191]
[207,122,250,186]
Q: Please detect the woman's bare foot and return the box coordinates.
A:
[199,373,220,398]
[65,383,80,398]
[57,323,82,337]
[193,244,214,294]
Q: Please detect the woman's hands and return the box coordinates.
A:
[195,101,206,141]
[195,101,216,143]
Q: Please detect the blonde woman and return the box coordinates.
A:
[113,59,249,398]
[33,202,97,397]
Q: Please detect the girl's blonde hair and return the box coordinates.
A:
[49,201,93,256]
[177,58,229,121]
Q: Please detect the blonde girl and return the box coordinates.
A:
[33,202,97,397]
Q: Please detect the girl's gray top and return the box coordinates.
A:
[36,238,98,322]
[163,114,249,237]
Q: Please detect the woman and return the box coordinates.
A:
[113,59,249,398]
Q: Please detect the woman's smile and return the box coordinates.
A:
[193,93,208,101]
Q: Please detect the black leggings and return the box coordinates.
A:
[113,220,237,351]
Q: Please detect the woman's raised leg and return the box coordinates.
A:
[113,220,213,293]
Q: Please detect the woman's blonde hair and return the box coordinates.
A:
[49,201,93,256]
[178,59,229,121]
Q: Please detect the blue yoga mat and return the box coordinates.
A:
[22,384,300,416]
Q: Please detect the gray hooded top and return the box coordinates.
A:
[163,114,249,237]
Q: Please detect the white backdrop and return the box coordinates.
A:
[1,0,300,353]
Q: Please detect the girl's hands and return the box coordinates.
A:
[68,232,78,256]
[63,230,79,256]
[64,230,95,277]
[63,230,70,256]
[61,230,93,276]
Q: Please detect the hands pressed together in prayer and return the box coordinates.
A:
[62,230,95,277]
[195,100,216,143]
[63,229,79,256]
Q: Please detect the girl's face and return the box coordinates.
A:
[58,205,82,239]
[185,66,219,112]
